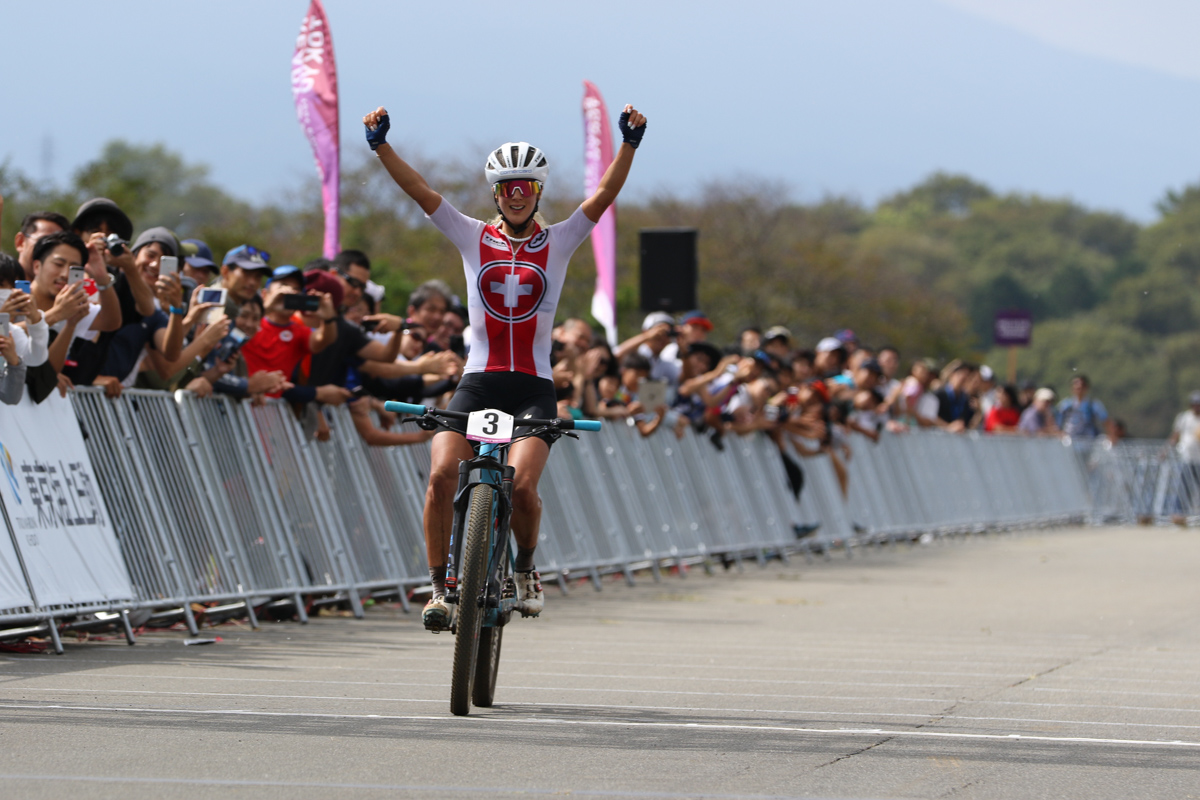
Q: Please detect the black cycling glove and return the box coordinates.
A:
[618,110,646,149]
[365,113,390,151]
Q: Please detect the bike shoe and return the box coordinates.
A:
[422,594,455,632]
[514,570,544,617]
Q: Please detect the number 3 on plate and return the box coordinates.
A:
[466,408,515,443]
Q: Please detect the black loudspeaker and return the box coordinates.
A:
[639,228,697,312]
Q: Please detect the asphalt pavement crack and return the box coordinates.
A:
[812,735,896,770]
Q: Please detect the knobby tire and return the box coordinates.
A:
[450,484,493,716]
[472,547,509,707]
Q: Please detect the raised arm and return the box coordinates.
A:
[580,105,647,224]
[363,107,442,216]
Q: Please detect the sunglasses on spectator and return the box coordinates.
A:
[232,245,271,265]
[337,271,366,291]
[493,180,542,199]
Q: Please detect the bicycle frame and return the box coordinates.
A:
[446,440,517,629]
[382,399,601,714]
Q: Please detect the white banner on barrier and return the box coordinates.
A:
[0,393,132,606]
[0,493,34,613]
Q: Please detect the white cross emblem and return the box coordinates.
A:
[490,273,533,308]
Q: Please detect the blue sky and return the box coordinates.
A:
[3,0,1199,219]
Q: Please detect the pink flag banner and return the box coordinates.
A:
[291,0,340,259]
[582,81,618,345]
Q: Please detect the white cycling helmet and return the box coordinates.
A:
[485,142,549,187]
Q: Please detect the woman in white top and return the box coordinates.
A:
[364,103,647,629]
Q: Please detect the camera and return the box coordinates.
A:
[361,319,380,332]
[449,334,466,358]
[106,233,128,257]
[214,327,248,363]
[283,294,322,312]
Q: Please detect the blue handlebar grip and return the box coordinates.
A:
[575,419,602,432]
[384,401,427,416]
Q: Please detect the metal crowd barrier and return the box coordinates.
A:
[48,389,1093,640]
[1085,439,1200,524]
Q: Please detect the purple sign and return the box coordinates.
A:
[994,309,1033,347]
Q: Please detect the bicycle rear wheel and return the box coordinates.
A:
[450,484,494,716]
[472,547,510,707]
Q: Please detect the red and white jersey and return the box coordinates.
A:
[428,199,595,379]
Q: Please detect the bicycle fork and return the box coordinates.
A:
[444,454,515,616]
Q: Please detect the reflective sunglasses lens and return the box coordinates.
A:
[496,180,540,199]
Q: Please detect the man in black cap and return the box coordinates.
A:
[88,227,187,394]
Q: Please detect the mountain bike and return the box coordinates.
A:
[383,400,601,716]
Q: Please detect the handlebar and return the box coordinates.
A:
[383,401,601,432]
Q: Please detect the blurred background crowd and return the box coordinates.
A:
[0,194,1132,500]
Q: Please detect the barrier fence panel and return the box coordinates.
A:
[361,433,430,587]
[10,387,1104,649]
[177,393,310,618]
[117,391,261,625]
[72,389,193,616]
[316,407,411,598]
[1083,439,1200,524]
[248,402,364,615]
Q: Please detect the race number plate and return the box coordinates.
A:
[466,409,515,444]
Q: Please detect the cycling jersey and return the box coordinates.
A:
[428,199,595,380]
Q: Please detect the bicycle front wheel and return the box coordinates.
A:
[472,546,510,707]
[450,484,494,716]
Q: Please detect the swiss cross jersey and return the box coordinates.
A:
[428,199,595,379]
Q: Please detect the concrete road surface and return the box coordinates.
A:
[1,525,1199,800]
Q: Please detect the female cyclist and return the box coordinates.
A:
[363,103,647,630]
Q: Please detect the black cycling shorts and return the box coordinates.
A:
[444,371,559,446]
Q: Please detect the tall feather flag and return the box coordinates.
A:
[291,0,340,258]
[582,81,618,345]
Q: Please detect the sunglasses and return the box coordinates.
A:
[231,245,271,265]
[337,271,366,291]
[493,179,543,199]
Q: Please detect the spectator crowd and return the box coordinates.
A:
[0,195,1126,512]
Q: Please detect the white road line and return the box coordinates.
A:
[0,773,824,799]
[0,670,980,690]
[1032,687,1200,699]
[0,682,953,702]
[1,701,1196,749]
[0,664,1027,680]
[9,688,1200,732]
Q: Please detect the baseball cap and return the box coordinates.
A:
[816,337,845,353]
[1035,388,1057,403]
[269,265,302,284]
[183,239,217,270]
[834,328,858,344]
[979,365,995,382]
[750,349,775,369]
[1190,390,1200,405]
[222,245,271,271]
[304,269,344,311]
[71,197,133,241]
[131,227,180,258]
[642,311,674,331]
[764,325,792,343]
[678,310,714,331]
